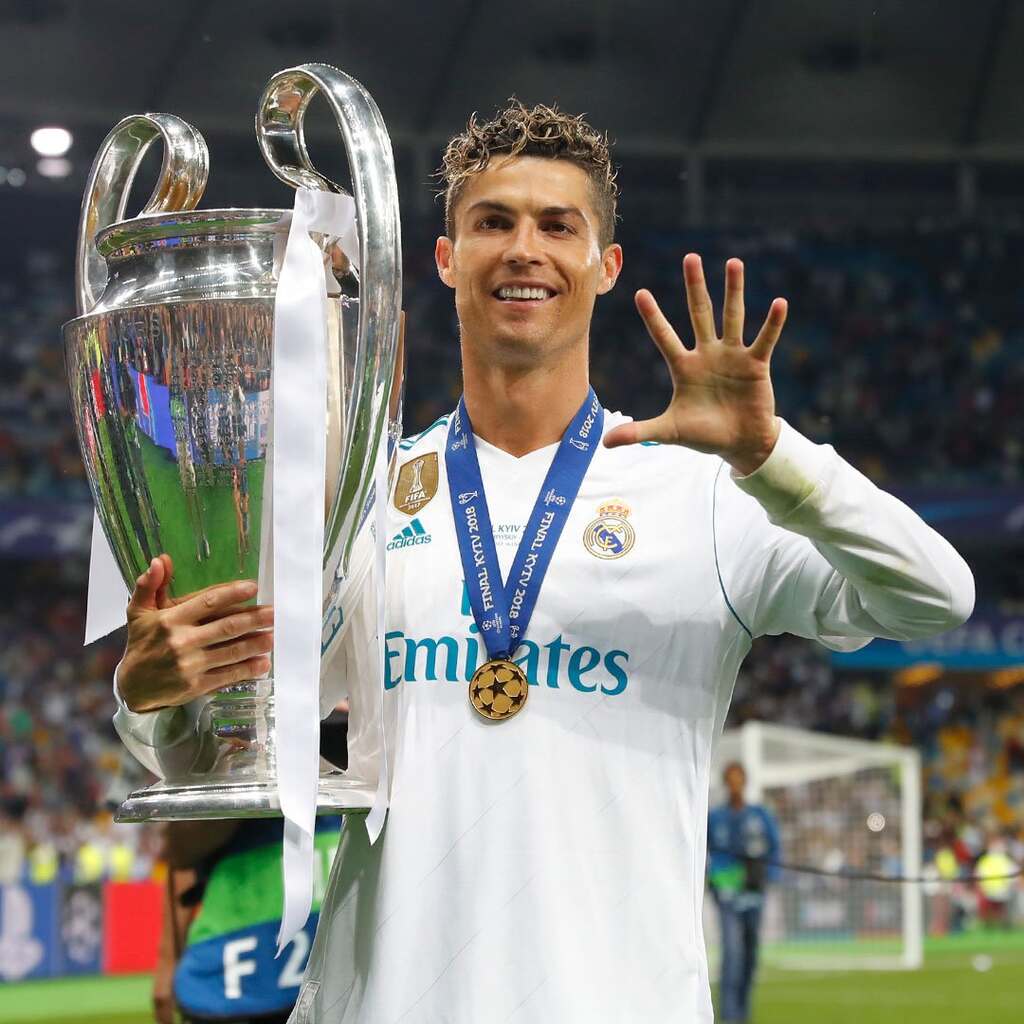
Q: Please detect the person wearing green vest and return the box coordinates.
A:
[27,840,58,886]
[156,817,341,1024]
[976,834,1019,929]
[73,840,105,885]
[152,713,349,1023]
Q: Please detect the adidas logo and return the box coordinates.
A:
[387,517,432,551]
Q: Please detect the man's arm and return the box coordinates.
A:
[112,555,273,778]
[706,807,723,886]
[763,807,782,884]
[718,420,974,646]
[153,864,197,1024]
[114,538,371,775]
[600,252,973,644]
[118,555,273,712]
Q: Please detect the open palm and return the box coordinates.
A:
[603,254,787,476]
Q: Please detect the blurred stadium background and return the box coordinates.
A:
[1,1,1023,1021]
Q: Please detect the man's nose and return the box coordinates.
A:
[503,222,543,265]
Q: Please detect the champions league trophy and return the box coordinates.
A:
[63,65,401,822]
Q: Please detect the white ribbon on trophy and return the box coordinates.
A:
[366,433,390,846]
[271,186,361,949]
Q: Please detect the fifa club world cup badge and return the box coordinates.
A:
[583,499,636,559]
[394,452,438,515]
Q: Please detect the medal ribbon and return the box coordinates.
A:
[446,389,603,661]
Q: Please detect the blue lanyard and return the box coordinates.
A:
[446,389,603,660]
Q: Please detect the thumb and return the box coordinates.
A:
[128,557,167,614]
[154,553,176,610]
[603,415,668,450]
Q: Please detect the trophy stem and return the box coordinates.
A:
[202,678,276,781]
[113,672,377,821]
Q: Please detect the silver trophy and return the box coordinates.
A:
[63,65,401,821]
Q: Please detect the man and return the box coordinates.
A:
[975,832,1019,929]
[708,762,781,1023]
[112,101,974,1022]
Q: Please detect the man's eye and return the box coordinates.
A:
[545,222,573,234]
[478,216,507,230]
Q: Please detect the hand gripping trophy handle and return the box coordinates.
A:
[75,113,209,317]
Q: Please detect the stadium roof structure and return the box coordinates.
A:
[1,0,1022,220]
[2,1,1024,153]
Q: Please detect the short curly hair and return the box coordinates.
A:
[439,99,619,249]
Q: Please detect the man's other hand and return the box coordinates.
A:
[118,554,273,713]
[603,254,786,476]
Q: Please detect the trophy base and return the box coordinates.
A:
[114,770,375,822]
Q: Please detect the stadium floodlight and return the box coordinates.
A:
[30,126,73,157]
[705,721,923,972]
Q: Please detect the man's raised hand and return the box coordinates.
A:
[603,254,787,476]
[117,555,273,713]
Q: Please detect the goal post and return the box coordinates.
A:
[705,721,923,971]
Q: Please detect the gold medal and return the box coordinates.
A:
[468,658,529,722]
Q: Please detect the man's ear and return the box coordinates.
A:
[596,243,623,296]
[435,236,456,289]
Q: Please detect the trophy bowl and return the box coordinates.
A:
[62,65,401,821]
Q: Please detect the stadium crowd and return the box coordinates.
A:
[1,217,1022,924]
[4,218,1024,503]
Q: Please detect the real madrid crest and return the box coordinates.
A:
[394,452,438,515]
[584,498,636,559]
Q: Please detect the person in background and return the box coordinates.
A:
[150,711,348,1024]
[0,801,27,884]
[975,832,1019,929]
[151,816,341,1024]
[708,761,781,1024]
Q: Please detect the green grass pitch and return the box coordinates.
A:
[3,932,1021,1023]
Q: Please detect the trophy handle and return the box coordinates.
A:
[257,63,402,578]
[75,113,208,316]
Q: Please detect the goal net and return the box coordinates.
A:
[704,721,923,971]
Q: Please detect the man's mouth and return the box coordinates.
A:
[493,285,556,302]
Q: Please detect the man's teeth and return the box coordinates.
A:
[497,286,551,301]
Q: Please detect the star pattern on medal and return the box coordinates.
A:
[469,659,529,721]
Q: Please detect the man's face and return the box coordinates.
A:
[725,765,746,801]
[435,155,621,366]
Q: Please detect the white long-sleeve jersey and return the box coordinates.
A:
[292,414,972,1024]
[114,413,974,1023]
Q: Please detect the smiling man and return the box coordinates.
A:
[114,101,974,1023]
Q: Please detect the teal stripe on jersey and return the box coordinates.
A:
[712,461,752,639]
[398,416,450,450]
